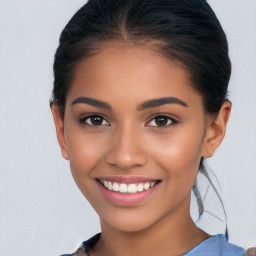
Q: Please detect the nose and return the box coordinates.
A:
[105,125,147,170]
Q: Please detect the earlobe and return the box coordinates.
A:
[202,101,232,158]
[51,104,70,160]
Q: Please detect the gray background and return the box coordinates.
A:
[0,0,255,255]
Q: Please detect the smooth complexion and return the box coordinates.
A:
[52,43,231,256]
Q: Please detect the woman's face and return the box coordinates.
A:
[54,43,212,232]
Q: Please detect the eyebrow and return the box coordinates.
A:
[71,96,188,110]
[137,97,188,110]
[71,97,112,110]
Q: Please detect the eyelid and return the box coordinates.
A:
[146,113,178,128]
[79,113,110,126]
[78,112,178,128]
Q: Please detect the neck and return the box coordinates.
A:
[93,198,210,256]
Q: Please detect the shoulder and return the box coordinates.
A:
[184,234,245,256]
[60,233,244,256]
[60,248,87,256]
[59,233,101,256]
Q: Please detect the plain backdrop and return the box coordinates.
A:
[0,1,255,255]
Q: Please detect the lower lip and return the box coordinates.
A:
[96,180,160,206]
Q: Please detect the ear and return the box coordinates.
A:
[202,101,232,158]
[51,104,69,160]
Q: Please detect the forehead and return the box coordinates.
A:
[67,43,202,108]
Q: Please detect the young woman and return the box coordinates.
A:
[50,0,245,255]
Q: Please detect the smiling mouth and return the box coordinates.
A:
[98,179,161,194]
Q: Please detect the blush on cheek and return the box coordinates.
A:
[69,147,100,176]
[67,127,109,164]
[154,134,201,163]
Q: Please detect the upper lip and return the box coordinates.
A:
[97,175,160,184]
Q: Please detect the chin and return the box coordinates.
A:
[100,210,160,233]
[110,220,153,233]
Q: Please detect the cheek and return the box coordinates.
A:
[148,125,204,178]
[65,126,109,181]
[66,131,111,204]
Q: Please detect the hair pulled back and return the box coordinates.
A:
[51,0,231,118]
[51,0,231,238]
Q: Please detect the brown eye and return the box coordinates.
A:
[82,115,109,126]
[147,115,176,128]
[155,116,168,126]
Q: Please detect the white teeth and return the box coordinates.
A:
[143,183,150,190]
[127,184,137,193]
[112,182,119,192]
[119,183,128,193]
[100,180,158,193]
[137,183,144,192]
[107,181,113,190]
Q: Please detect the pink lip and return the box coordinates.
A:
[96,178,161,206]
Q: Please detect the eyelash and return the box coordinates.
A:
[79,114,178,128]
[147,115,178,128]
[79,114,110,127]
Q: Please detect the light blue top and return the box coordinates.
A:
[61,233,245,256]
[183,234,245,256]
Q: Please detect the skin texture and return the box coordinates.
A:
[51,43,231,256]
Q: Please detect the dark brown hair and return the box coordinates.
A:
[51,0,231,239]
